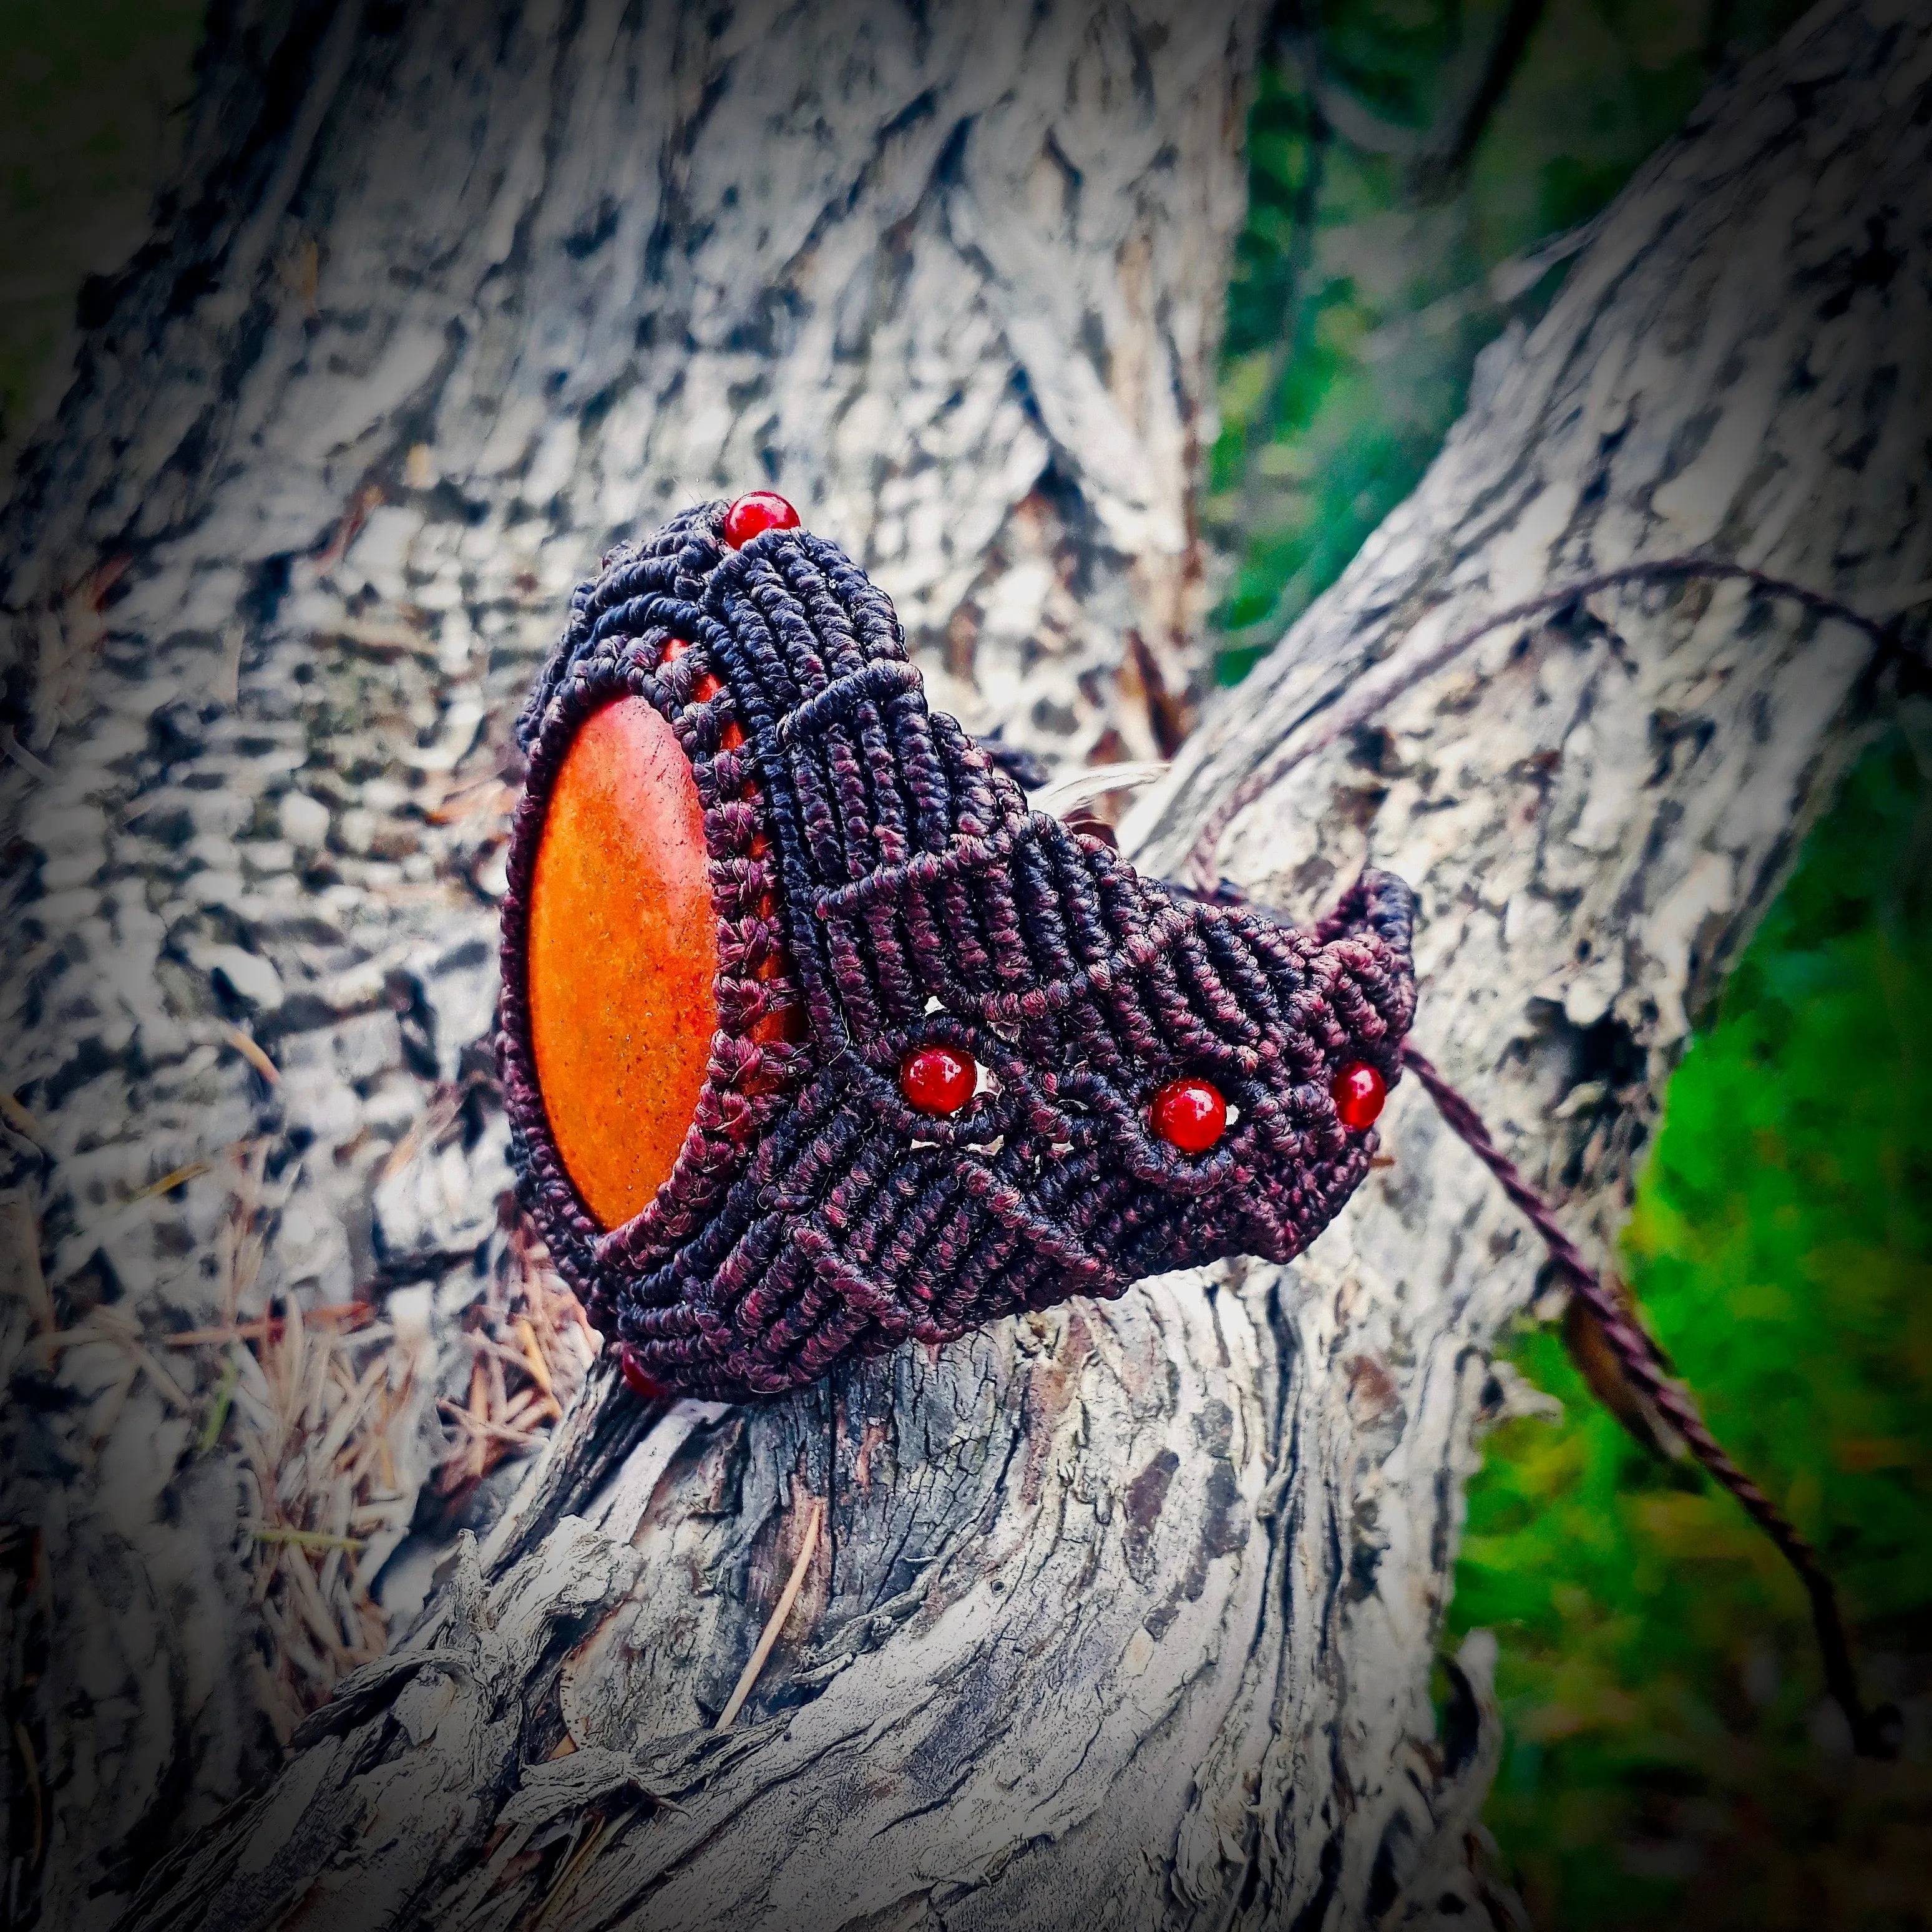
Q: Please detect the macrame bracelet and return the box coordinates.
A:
[500,497,1894,1755]
[500,499,1417,1401]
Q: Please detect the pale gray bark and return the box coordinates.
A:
[0,1,1258,1925]
[5,1,1931,1929]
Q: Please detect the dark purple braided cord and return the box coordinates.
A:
[1402,1043,1900,1759]
[502,504,1422,1400]
[1188,559,1904,890]
[503,507,1892,1748]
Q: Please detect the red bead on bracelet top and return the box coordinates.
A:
[723,490,800,548]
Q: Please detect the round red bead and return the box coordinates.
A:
[1149,1076,1227,1154]
[899,1044,975,1115]
[618,1344,666,1400]
[723,491,801,548]
[1331,1061,1387,1131]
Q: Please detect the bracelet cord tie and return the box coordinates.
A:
[501,504,1897,1756]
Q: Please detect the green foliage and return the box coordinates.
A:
[1209,0,1810,682]
[1450,724,1932,1930]
[1218,6,1932,1923]
[0,0,205,451]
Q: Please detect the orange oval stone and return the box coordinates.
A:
[527,698,718,1231]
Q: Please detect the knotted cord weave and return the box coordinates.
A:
[500,502,1417,1400]
[501,500,1900,1754]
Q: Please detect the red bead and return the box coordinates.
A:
[899,1044,975,1115]
[618,1344,666,1400]
[723,491,801,547]
[1331,1061,1387,1131]
[1149,1076,1227,1154]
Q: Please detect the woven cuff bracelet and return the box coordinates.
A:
[499,497,1417,1402]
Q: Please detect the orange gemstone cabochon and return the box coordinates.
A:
[527,697,718,1230]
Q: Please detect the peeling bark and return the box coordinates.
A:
[4,1,1930,1928]
[1,1,1260,1923]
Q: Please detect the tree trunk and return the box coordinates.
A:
[0,1,1257,1925]
[6,1,1930,1929]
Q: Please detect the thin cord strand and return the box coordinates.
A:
[1402,1043,1900,1759]
[1188,558,1902,888]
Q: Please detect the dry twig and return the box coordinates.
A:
[715,1499,825,1731]
[427,1217,598,1503]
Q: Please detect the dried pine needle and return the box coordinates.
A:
[0,1091,47,1146]
[133,1159,212,1201]
[715,1499,824,1732]
[155,1171,600,1713]
[250,1526,367,1552]
[220,1024,280,1084]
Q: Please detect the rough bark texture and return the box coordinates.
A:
[0,2,1255,1924]
[4,0,1930,1928]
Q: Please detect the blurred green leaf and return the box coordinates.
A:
[1218,7,1932,1925]
[1210,0,1815,683]
[1449,727,1932,1931]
